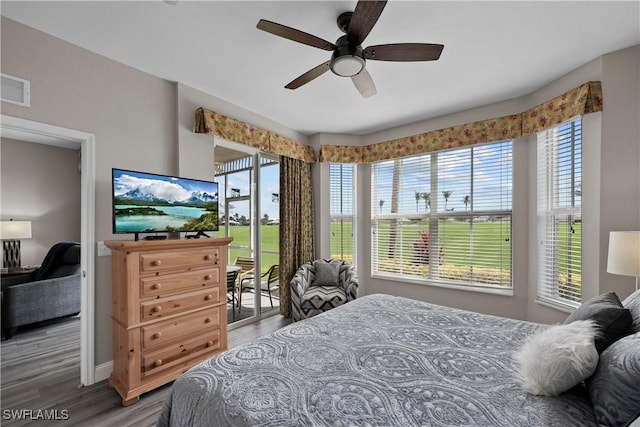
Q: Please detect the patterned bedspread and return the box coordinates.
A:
[157,294,597,427]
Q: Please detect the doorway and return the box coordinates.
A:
[0,115,95,386]
[214,141,280,326]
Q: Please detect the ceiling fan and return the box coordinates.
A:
[256,0,444,98]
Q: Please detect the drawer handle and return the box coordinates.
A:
[152,332,162,339]
[206,340,214,347]
[205,294,213,301]
[154,359,163,367]
[152,260,162,267]
[151,283,162,290]
[205,275,213,281]
[204,254,212,261]
[205,317,213,323]
[151,306,162,313]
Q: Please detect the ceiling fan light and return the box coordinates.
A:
[330,55,365,77]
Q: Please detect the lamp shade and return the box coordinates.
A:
[607,231,640,277]
[0,220,32,240]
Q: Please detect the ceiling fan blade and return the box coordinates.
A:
[351,68,377,98]
[257,19,336,51]
[285,61,331,90]
[347,0,387,45]
[364,43,444,61]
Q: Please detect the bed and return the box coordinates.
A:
[156,293,620,426]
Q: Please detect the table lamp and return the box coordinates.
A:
[607,231,640,291]
[1,219,32,269]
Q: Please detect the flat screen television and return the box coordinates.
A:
[112,168,219,240]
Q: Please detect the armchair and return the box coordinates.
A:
[290,259,358,322]
[1,242,81,339]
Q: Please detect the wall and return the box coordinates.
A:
[2,14,638,368]
[598,46,640,295]
[314,45,640,324]
[1,17,177,365]
[1,17,308,367]
[0,138,81,264]
[176,82,309,182]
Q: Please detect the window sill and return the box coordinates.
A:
[371,273,514,297]
[535,297,577,314]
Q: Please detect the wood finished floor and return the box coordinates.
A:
[0,314,291,426]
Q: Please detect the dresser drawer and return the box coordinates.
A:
[140,248,220,273]
[142,307,222,350]
[141,286,222,321]
[142,330,221,378]
[140,268,219,298]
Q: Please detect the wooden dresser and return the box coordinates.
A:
[105,238,232,406]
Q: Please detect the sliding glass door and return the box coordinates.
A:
[258,155,280,317]
[215,146,280,325]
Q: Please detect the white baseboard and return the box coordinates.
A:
[94,360,113,383]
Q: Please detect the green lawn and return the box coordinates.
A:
[226,225,280,273]
[223,220,581,284]
[373,219,512,269]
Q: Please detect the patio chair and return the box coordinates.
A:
[239,264,280,308]
[233,257,254,282]
[226,269,239,322]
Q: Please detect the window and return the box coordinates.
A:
[537,118,582,307]
[371,140,513,289]
[330,164,355,263]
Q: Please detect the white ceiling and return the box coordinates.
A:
[2,1,639,136]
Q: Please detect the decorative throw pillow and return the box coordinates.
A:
[514,320,599,396]
[565,292,632,353]
[623,290,640,334]
[312,260,341,287]
[586,332,640,427]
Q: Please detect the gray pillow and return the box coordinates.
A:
[623,290,640,334]
[587,332,640,427]
[565,292,632,353]
[312,260,341,287]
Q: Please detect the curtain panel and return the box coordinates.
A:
[319,81,603,163]
[195,107,316,163]
[279,156,315,317]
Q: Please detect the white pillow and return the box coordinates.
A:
[513,320,599,396]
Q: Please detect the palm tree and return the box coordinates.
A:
[415,191,421,212]
[422,192,431,211]
[442,190,452,211]
[389,159,402,258]
[379,199,385,213]
[462,195,471,211]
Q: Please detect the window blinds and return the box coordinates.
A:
[537,118,582,307]
[371,140,513,288]
[330,164,355,263]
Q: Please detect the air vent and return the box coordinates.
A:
[1,73,31,107]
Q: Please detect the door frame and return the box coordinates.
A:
[1,115,96,386]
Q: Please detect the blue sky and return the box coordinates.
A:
[113,169,218,202]
[373,141,513,214]
[217,163,280,220]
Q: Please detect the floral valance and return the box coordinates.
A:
[195,107,316,163]
[360,114,522,163]
[521,80,603,135]
[320,81,603,163]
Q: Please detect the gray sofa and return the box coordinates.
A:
[1,242,81,339]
